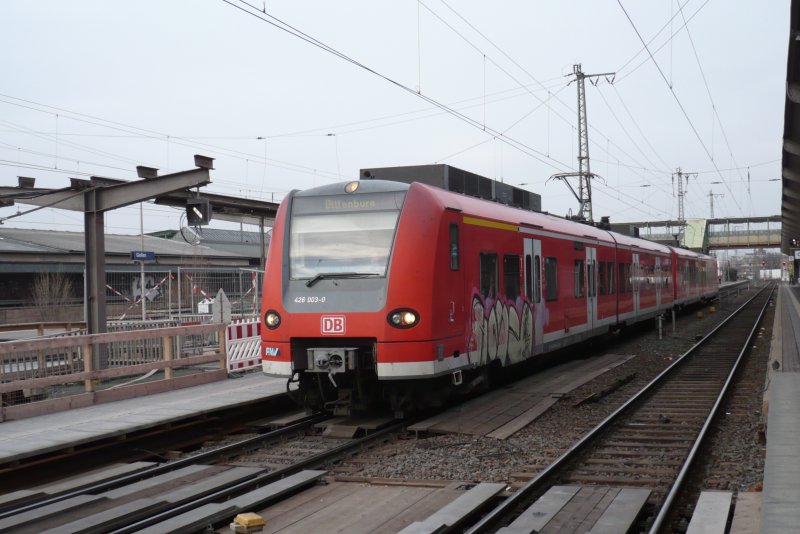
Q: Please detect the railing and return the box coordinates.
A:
[0,321,86,336]
[0,323,228,421]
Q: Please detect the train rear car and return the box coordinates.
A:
[669,246,719,307]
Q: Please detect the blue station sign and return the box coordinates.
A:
[130,250,156,261]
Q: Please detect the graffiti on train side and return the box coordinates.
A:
[467,292,534,366]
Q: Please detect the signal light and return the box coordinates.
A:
[186,198,211,226]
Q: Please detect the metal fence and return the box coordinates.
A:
[106,270,174,320]
[103,268,262,322]
[177,267,262,320]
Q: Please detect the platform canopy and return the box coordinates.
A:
[782,0,800,255]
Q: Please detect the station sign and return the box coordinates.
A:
[130,250,156,261]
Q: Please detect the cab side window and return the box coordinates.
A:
[449,223,459,271]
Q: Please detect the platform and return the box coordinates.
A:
[761,284,800,533]
[0,372,287,465]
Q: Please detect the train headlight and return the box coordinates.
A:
[344,181,360,193]
[264,310,281,329]
[388,308,419,328]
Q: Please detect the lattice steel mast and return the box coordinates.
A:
[550,64,615,222]
[673,168,697,223]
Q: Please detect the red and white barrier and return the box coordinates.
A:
[225,318,261,373]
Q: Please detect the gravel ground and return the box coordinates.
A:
[332,285,769,490]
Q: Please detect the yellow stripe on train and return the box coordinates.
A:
[463,216,519,232]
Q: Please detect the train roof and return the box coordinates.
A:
[667,245,715,260]
[411,182,614,242]
[412,182,676,253]
[294,180,713,261]
[609,230,672,254]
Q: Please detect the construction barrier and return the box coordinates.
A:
[225,318,261,373]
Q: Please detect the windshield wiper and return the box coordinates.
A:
[305,272,381,287]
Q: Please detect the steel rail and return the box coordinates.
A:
[649,283,774,532]
[0,412,327,520]
[108,419,407,534]
[466,283,773,533]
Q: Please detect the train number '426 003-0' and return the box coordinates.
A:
[294,296,326,304]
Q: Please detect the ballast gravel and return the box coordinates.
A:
[332,285,769,495]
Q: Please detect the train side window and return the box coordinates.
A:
[626,263,633,293]
[618,263,626,293]
[480,253,498,298]
[598,261,606,295]
[545,257,558,301]
[504,255,521,300]
[449,223,460,271]
[628,263,633,293]
[534,255,542,303]
[525,254,532,300]
[574,259,585,298]
[607,261,615,294]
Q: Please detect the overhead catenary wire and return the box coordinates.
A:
[676,3,746,184]
[0,94,345,185]
[594,87,672,194]
[432,0,689,205]
[221,0,575,175]
[610,85,674,172]
[381,0,689,217]
[615,0,711,83]
[0,3,772,225]
[616,0,744,217]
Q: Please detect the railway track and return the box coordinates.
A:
[0,413,404,533]
[0,393,298,493]
[467,282,774,533]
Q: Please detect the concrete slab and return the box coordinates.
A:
[686,491,732,534]
[761,372,800,533]
[0,373,287,465]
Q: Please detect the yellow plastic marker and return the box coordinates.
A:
[234,513,265,528]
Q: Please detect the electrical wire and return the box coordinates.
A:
[223,0,575,173]
[610,85,674,172]
[616,0,744,217]
[433,0,686,206]
[615,0,711,83]
[595,87,671,190]
[0,94,344,184]
[677,3,746,185]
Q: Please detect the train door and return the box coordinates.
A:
[443,214,465,340]
[523,238,544,355]
[586,247,597,332]
[632,252,640,317]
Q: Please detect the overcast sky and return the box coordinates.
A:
[0,1,789,236]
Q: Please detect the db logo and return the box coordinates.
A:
[321,315,346,335]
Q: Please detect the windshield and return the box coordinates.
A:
[289,191,405,280]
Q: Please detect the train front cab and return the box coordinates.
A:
[262,180,482,414]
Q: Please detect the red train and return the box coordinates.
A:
[261,179,718,414]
